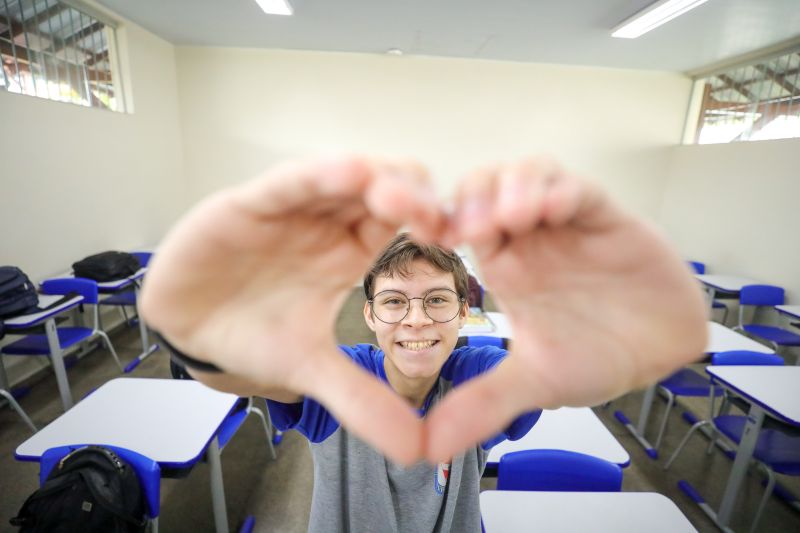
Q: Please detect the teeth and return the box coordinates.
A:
[400,340,436,351]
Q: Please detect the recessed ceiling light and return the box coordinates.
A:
[386,48,404,56]
[612,0,709,39]
[255,0,293,16]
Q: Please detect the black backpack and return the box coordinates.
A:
[72,252,141,282]
[0,266,39,319]
[10,446,147,533]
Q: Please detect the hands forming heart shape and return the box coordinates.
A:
[140,156,708,465]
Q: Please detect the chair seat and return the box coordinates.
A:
[659,368,722,397]
[1,327,94,355]
[712,300,727,309]
[743,325,800,346]
[716,415,800,475]
[101,290,137,306]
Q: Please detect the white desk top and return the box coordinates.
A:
[776,305,800,320]
[487,407,629,466]
[3,294,84,328]
[16,378,239,466]
[706,322,773,354]
[706,366,800,426]
[480,491,697,533]
[695,274,759,293]
[460,318,772,356]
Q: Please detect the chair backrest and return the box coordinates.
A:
[740,284,784,306]
[41,444,161,519]
[497,449,623,492]
[41,277,99,304]
[131,252,153,268]
[712,350,784,366]
[688,261,706,274]
[456,336,509,349]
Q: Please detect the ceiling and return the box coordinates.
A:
[94,0,800,72]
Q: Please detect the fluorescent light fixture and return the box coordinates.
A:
[255,0,293,16]
[612,0,709,39]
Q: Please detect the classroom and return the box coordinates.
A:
[1,1,799,532]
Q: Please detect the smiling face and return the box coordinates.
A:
[364,258,469,390]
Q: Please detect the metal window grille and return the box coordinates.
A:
[693,50,800,144]
[0,0,123,111]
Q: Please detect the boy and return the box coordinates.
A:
[263,233,540,532]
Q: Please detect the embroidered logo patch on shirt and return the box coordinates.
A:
[434,461,450,495]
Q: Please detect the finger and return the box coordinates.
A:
[423,358,540,463]
[301,350,424,466]
[364,160,446,243]
[535,170,619,231]
[450,165,504,254]
[494,159,559,234]
[235,156,374,217]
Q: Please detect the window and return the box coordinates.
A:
[691,50,800,144]
[0,0,124,111]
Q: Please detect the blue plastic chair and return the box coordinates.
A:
[99,252,152,325]
[497,449,623,492]
[688,261,729,323]
[40,444,160,531]
[456,336,509,350]
[664,350,793,533]
[736,285,800,358]
[1,278,123,371]
[652,367,724,450]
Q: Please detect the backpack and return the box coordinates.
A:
[0,266,39,319]
[72,252,141,282]
[10,446,147,533]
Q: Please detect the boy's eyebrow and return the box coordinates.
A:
[375,286,456,295]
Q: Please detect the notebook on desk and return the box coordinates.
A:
[462,308,495,334]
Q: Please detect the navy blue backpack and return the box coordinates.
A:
[0,266,39,319]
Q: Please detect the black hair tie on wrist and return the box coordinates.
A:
[154,331,223,373]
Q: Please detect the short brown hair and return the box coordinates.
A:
[364,233,469,300]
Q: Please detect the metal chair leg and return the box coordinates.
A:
[95,330,123,372]
[750,466,776,533]
[248,399,277,460]
[0,389,37,433]
[654,390,675,450]
[664,420,710,471]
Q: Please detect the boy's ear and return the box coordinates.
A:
[364,301,377,332]
[457,300,469,328]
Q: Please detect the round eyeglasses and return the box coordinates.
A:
[368,289,465,324]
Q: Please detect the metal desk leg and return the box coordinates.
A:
[636,385,656,434]
[123,285,159,373]
[207,436,229,533]
[45,318,73,410]
[614,384,658,458]
[717,406,765,527]
[706,288,717,315]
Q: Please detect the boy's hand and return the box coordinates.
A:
[140,157,444,465]
[424,158,708,462]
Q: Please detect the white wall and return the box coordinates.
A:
[659,137,800,301]
[175,48,691,219]
[0,16,184,383]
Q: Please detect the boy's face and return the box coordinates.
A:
[364,259,468,383]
